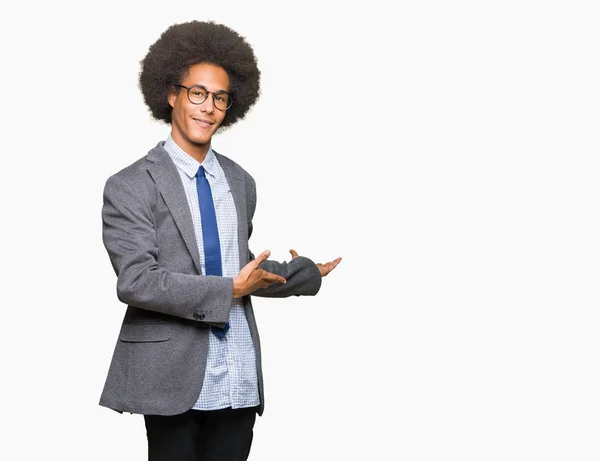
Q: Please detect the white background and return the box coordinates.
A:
[1,1,599,460]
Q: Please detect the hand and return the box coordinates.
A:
[289,249,342,277]
[233,250,286,298]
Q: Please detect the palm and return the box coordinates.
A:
[289,249,342,277]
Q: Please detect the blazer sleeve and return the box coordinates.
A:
[102,174,232,326]
[253,256,323,298]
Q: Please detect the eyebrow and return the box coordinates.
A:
[187,83,230,93]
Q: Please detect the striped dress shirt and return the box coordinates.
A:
[164,135,260,410]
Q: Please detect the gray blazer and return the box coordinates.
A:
[99,142,322,416]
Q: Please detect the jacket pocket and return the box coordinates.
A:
[119,323,172,343]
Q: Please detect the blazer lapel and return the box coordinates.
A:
[146,144,202,274]
[217,153,250,269]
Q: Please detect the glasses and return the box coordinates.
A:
[174,84,233,111]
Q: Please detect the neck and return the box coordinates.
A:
[170,131,210,163]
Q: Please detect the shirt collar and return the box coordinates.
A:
[164,134,218,179]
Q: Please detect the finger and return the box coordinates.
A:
[262,278,286,289]
[323,257,341,270]
[320,257,341,271]
[318,259,341,277]
[253,250,271,266]
[331,257,342,268]
[263,271,286,284]
[289,249,299,259]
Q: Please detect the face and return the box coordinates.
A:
[168,62,230,160]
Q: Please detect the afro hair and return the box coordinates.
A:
[139,20,261,130]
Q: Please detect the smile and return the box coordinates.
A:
[192,117,214,128]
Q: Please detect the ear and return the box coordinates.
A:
[168,88,177,109]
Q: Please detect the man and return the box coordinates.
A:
[99,20,341,461]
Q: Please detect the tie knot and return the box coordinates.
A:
[196,166,206,178]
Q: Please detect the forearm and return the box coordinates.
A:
[252,256,322,298]
[115,263,233,325]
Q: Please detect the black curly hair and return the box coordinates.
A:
[139,20,261,130]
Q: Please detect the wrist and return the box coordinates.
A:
[232,277,243,299]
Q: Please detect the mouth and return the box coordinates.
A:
[192,117,214,129]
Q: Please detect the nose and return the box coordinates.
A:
[200,96,215,113]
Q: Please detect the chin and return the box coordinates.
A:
[191,129,216,144]
[191,136,211,146]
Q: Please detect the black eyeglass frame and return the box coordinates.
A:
[173,84,233,111]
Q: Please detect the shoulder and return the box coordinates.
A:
[103,142,167,199]
[108,142,166,182]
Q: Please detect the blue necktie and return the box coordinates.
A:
[196,165,229,338]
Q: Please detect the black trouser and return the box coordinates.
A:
[144,406,258,461]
